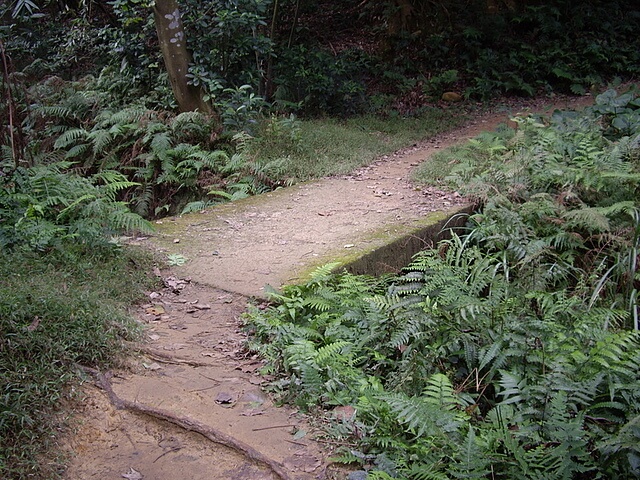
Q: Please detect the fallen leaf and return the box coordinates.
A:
[215,392,234,405]
[145,306,165,316]
[193,304,211,310]
[293,429,307,440]
[331,405,357,422]
[240,408,265,416]
[142,362,162,371]
[27,316,40,332]
[283,454,321,473]
[237,362,262,373]
[121,467,143,479]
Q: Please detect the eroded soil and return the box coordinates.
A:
[62,94,595,480]
[63,280,330,480]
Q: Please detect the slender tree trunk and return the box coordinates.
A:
[153,0,213,114]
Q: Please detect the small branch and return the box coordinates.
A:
[252,424,297,432]
[80,366,293,480]
[153,446,182,463]
[284,439,307,447]
[189,385,218,393]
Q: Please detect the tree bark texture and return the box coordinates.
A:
[153,0,213,114]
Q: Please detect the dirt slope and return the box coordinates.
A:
[62,94,595,480]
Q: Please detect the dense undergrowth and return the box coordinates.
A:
[4,1,640,114]
[2,71,462,219]
[3,0,639,217]
[245,89,640,478]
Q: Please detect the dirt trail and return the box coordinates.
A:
[62,94,595,480]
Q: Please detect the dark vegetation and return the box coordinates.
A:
[246,89,640,478]
[1,0,639,477]
[3,0,640,216]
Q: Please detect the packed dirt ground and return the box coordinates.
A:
[62,94,596,480]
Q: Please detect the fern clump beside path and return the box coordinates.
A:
[245,89,640,479]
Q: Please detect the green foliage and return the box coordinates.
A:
[16,78,235,217]
[272,46,372,115]
[0,161,152,250]
[396,1,640,99]
[245,93,640,478]
[182,0,272,94]
[0,246,156,478]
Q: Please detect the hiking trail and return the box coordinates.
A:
[62,95,594,480]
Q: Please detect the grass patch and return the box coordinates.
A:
[411,123,516,186]
[0,245,157,479]
[246,108,466,182]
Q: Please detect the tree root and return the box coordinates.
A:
[80,366,292,480]
[136,346,211,367]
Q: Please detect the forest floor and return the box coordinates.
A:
[61,94,594,480]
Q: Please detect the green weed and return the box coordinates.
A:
[244,109,465,182]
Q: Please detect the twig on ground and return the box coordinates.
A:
[153,446,182,463]
[252,424,296,432]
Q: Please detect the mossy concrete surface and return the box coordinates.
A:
[146,136,474,297]
[145,93,597,297]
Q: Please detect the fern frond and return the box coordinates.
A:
[315,340,352,367]
[562,207,610,233]
[309,263,342,282]
[54,128,88,149]
[150,131,173,153]
[423,373,459,410]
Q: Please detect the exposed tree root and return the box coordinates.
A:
[136,346,211,367]
[80,366,292,480]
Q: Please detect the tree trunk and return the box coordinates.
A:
[153,0,213,114]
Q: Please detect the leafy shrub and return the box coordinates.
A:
[0,161,152,250]
[245,90,640,478]
[272,46,372,116]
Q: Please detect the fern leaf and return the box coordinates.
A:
[315,340,352,367]
[423,373,458,410]
[54,128,88,149]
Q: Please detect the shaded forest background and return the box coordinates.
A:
[4,0,640,118]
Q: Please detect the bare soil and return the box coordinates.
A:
[62,94,595,480]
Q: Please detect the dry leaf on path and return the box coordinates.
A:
[121,467,143,479]
[145,306,165,316]
[240,408,265,416]
[142,362,162,371]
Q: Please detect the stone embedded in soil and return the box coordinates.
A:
[215,391,235,405]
